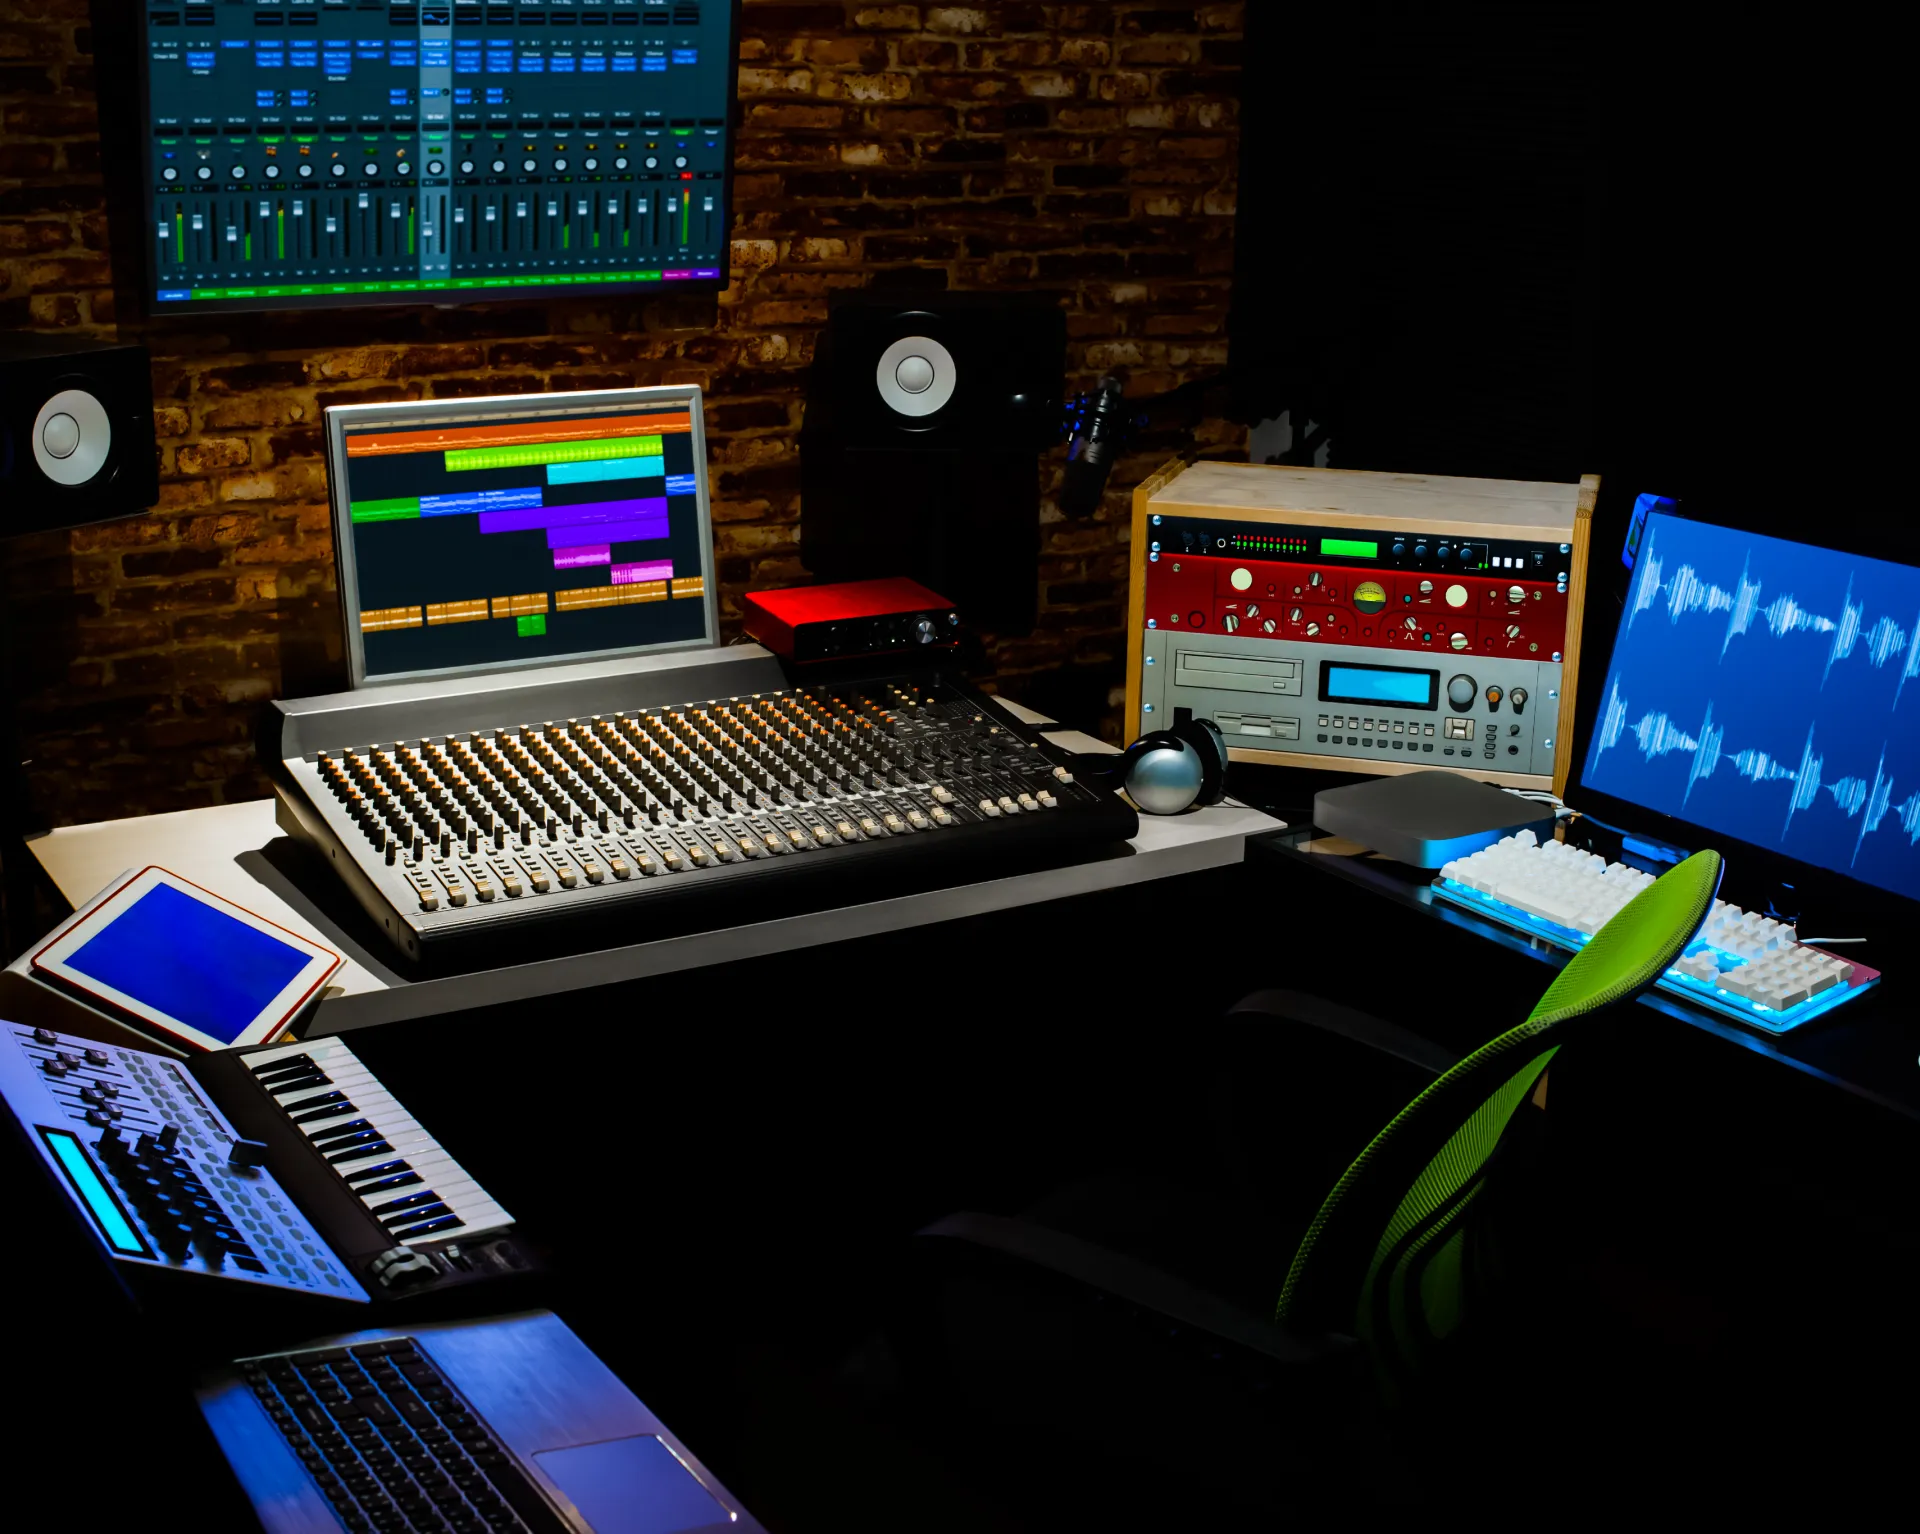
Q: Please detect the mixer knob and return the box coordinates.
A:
[1449,632,1470,651]
[154,1220,196,1261]
[1447,675,1478,711]
[411,832,424,860]
[157,1124,180,1151]
[1510,687,1528,716]
[492,158,507,173]
[1485,685,1504,710]
[615,156,629,169]
[397,161,412,176]
[460,159,476,174]
[1507,584,1526,604]
[1223,614,1240,634]
[1261,619,1276,633]
[427,160,444,175]
[1306,621,1321,637]
[553,157,569,171]
[1310,572,1323,588]
[195,165,213,181]
[161,166,178,181]
[297,162,314,178]
[1245,603,1260,618]
[584,156,599,170]
[330,163,346,177]
[97,1126,125,1158]
[264,163,281,179]
[1414,543,1428,557]
[523,158,538,172]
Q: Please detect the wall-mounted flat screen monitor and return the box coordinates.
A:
[138,1,737,315]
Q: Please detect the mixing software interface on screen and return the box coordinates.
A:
[141,0,733,312]
[338,398,712,679]
[1584,500,1920,900]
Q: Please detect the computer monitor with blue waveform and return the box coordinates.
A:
[1579,497,1920,901]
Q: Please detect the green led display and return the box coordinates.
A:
[1321,538,1379,558]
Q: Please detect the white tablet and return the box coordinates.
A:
[32,867,343,1052]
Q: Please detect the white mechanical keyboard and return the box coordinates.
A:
[1432,832,1880,1033]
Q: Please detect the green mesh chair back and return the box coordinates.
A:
[1275,848,1724,1386]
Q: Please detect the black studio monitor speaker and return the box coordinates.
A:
[0,333,158,538]
[801,292,1066,635]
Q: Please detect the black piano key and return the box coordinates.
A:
[308,1120,376,1147]
[290,1098,357,1125]
[381,1202,451,1228]
[327,1140,395,1165]
[342,1160,410,1185]
[354,1171,425,1195]
[268,1073,332,1097]
[369,1190,441,1216]
[250,1053,313,1077]
[318,1129,382,1152]
[390,1215,462,1240]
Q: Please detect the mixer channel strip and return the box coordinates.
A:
[273,676,1133,961]
[238,1039,512,1247]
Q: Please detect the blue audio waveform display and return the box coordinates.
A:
[1587,508,1920,900]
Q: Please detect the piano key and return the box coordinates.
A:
[369,1190,442,1217]
[382,1202,453,1228]
[267,1072,331,1097]
[342,1159,411,1185]
[390,1215,463,1240]
[307,1119,376,1147]
[354,1172,426,1196]
[250,1053,315,1077]
[327,1140,395,1165]
[290,1099,358,1125]
[316,1128,384,1153]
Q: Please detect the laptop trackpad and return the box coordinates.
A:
[533,1435,728,1534]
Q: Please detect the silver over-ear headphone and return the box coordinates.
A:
[1060,717,1229,815]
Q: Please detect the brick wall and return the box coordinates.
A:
[0,0,1244,828]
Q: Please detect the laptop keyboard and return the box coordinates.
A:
[242,1337,563,1533]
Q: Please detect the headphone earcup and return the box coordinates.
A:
[1118,731,1205,815]
[1171,717,1229,806]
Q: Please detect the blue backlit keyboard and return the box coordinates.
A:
[1431,832,1880,1034]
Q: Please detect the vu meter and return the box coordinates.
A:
[1128,462,1594,792]
[138,0,737,315]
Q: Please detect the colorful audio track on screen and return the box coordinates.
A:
[1584,504,1920,900]
[141,1,733,313]
[341,404,709,678]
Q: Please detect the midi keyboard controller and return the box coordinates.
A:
[268,644,1139,964]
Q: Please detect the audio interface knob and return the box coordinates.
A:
[1290,607,1302,622]
[161,166,178,181]
[523,158,538,172]
[645,156,659,169]
[1419,579,1434,594]
[363,161,381,177]
[1309,571,1323,588]
[915,618,935,642]
[428,160,444,175]
[1449,632,1470,651]
[1306,621,1321,637]
[330,162,346,177]
[298,162,314,177]
[615,155,629,169]
[1261,618,1277,634]
[674,155,689,168]
[1446,583,1469,607]
[493,159,507,173]
[1508,584,1527,604]
[264,163,281,179]
[1447,675,1478,710]
[460,159,475,173]
[585,157,599,170]
[553,157,569,171]
[1244,603,1260,618]
[229,164,246,179]
[195,165,212,181]
[1222,614,1240,634]
[397,162,412,176]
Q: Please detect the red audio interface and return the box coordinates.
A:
[743,578,962,664]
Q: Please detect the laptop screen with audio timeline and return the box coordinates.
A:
[326,388,717,685]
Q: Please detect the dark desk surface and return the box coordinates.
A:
[1252,826,1920,1124]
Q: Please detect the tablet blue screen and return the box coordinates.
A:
[64,883,312,1043]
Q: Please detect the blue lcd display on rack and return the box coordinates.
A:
[1582,506,1920,902]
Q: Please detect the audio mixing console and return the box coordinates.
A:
[139,0,734,312]
[267,645,1141,964]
